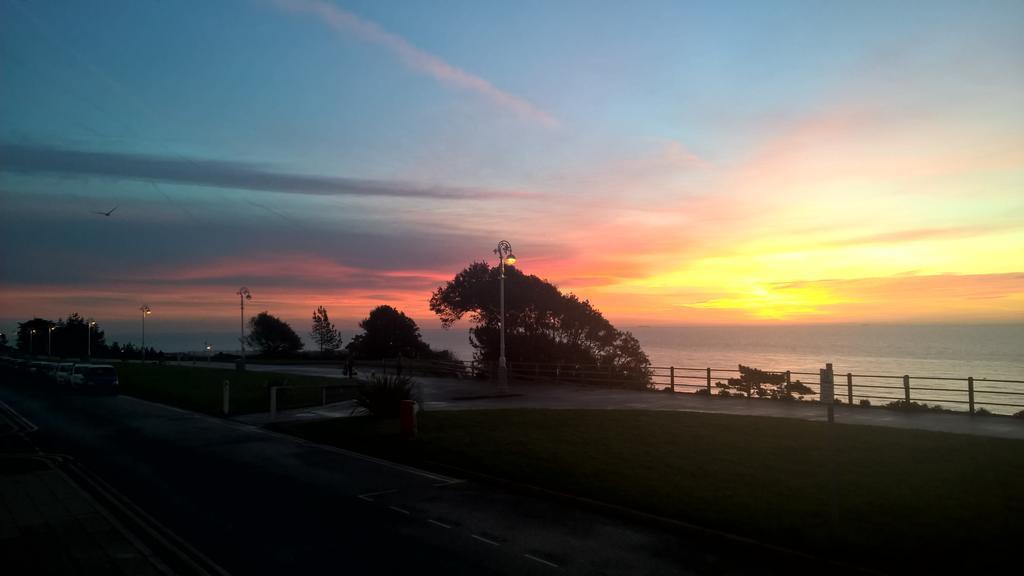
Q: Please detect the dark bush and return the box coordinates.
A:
[354,375,414,417]
[885,400,949,412]
[975,407,992,417]
[1012,409,1024,419]
[859,399,871,407]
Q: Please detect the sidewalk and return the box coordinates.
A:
[0,455,168,576]
[237,376,1024,440]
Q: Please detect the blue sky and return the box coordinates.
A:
[2,0,1022,351]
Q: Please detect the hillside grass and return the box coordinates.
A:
[117,363,356,415]
[275,409,1024,572]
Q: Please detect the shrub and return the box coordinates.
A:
[975,407,992,417]
[354,374,414,417]
[1013,409,1024,419]
[859,399,871,407]
[885,400,949,412]
[692,388,710,396]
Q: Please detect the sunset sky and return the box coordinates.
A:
[2,0,1022,349]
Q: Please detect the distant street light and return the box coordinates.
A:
[205,341,212,362]
[87,320,96,359]
[493,240,517,393]
[48,326,55,356]
[30,329,37,356]
[236,287,252,369]
[140,305,152,362]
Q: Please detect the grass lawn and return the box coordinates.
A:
[117,363,357,415]
[275,409,1024,572]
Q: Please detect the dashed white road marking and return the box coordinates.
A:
[427,519,451,529]
[524,554,560,568]
[388,506,410,515]
[357,489,398,502]
[471,534,501,546]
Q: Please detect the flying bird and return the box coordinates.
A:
[92,206,118,217]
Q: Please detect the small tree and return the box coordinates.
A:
[346,305,431,360]
[717,365,814,399]
[247,312,304,355]
[310,306,342,353]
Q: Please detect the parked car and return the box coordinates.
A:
[70,364,119,394]
[40,362,60,380]
[55,363,77,385]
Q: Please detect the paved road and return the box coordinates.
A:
[0,375,840,575]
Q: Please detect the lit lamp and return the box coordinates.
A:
[87,320,96,359]
[30,328,37,355]
[493,240,517,392]
[48,325,55,356]
[140,305,152,362]
[236,287,252,370]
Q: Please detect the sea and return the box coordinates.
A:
[421,324,1024,414]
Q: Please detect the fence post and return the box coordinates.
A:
[670,366,675,392]
[222,380,230,415]
[785,371,791,387]
[847,373,853,405]
[706,367,712,395]
[820,363,835,423]
[968,377,975,414]
[270,386,278,421]
[903,375,910,403]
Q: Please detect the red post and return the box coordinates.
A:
[399,400,418,438]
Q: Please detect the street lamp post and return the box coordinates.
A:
[236,287,252,370]
[87,320,96,360]
[205,342,212,363]
[140,305,152,362]
[493,240,517,393]
[30,329,36,356]
[48,326,55,356]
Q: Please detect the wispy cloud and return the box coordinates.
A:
[0,143,533,200]
[274,0,558,127]
[824,225,1010,248]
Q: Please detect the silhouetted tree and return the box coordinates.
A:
[0,332,8,349]
[247,312,304,355]
[430,262,651,388]
[310,306,342,353]
[347,305,431,360]
[16,318,55,355]
[53,313,107,358]
[15,314,107,358]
